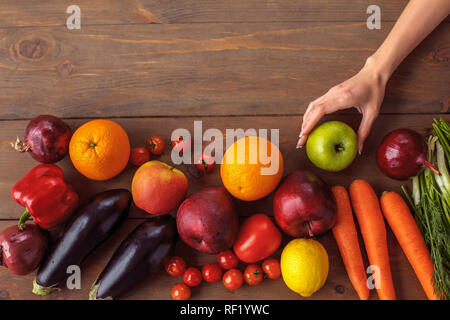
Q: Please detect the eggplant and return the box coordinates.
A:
[32,189,131,295]
[89,215,177,300]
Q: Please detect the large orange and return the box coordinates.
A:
[220,136,283,201]
[69,119,130,181]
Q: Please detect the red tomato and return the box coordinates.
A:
[217,250,239,270]
[165,256,187,277]
[183,267,202,287]
[146,136,166,155]
[195,154,215,173]
[171,283,191,300]
[222,269,244,290]
[202,263,223,283]
[233,213,282,263]
[130,147,150,166]
[171,136,191,154]
[244,264,263,286]
[262,259,281,279]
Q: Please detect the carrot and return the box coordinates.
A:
[331,186,370,300]
[380,191,438,300]
[349,179,396,300]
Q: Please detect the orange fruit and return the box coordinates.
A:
[220,136,283,201]
[69,119,130,181]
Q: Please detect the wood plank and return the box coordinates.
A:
[0,1,410,27]
[0,23,448,119]
[0,218,428,300]
[1,114,448,220]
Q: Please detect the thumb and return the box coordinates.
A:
[357,110,377,155]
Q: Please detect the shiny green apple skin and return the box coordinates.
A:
[306,121,358,172]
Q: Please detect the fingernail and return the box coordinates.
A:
[296,137,303,149]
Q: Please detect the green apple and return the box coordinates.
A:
[306,121,357,172]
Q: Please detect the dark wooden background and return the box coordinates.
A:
[0,1,448,300]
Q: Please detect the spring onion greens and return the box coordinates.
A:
[401,118,450,300]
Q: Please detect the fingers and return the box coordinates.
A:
[357,108,377,154]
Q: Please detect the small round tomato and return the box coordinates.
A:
[223,269,243,290]
[195,154,215,173]
[262,259,281,279]
[171,283,191,300]
[146,136,165,155]
[183,267,202,287]
[171,136,191,154]
[130,147,150,166]
[202,263,223,283]
[165,256,187,277]
[244,264,263,286]
[217,250,239,270]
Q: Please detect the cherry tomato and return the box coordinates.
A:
[217,250,239,270]
[262,259,281,279]
[165,256,187,277]
[195,154,215,173]
[222,269,244,290]
[202,263,223,283]
[183,267,202,287]
[233,213,282,263]
[171,136,191,154]
[146,136,166,155]
[244,264,263,286]
[130,147,150,166]
[171,283,191,300]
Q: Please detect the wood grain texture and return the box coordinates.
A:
[0,0,410,27]
[0,22,448,119]
[0,218,428,300]
[1,114,448,220]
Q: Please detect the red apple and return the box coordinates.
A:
[273,170,336,237]
[177,186,239,254]
[132,160,188,215]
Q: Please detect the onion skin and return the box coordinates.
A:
[376,128,440,180]
[21,115,71,163]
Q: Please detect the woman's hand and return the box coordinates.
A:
[297,58,388,154]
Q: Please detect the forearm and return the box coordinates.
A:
[367,0,450,81]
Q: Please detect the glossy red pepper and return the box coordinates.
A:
[11,164,79,230]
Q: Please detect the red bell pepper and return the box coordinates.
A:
[12,164,79,230]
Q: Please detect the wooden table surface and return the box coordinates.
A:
[0,1,449,300]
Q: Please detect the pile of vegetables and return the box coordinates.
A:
[402,118,450,300]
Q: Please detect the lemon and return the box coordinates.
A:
[280,238,329,297]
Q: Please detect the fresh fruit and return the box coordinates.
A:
[273,170,336,237]
[171,135,191,154]
[69,119,130,181]
[233,213,282,263]
[376,128,440,180]
[262,259,281,279]
[35,189,131,296]
[177,186,239,254]
[165,256,187,277]
[223,269,244,290]
[171,283,191,300]
[202,263,223,283]
[11,115,72,163]
[147,136,165,155]
[0,224,48,275]
[130,147,150,166]
[132,160,188,215]
[196,153,215,173]
[221,136,284,201]
[244,264,263,286]
[280,238,329,297]
[217,250,239,270]
[89,216,176,300]
[305,121,358,172]
[184,267,203,287]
